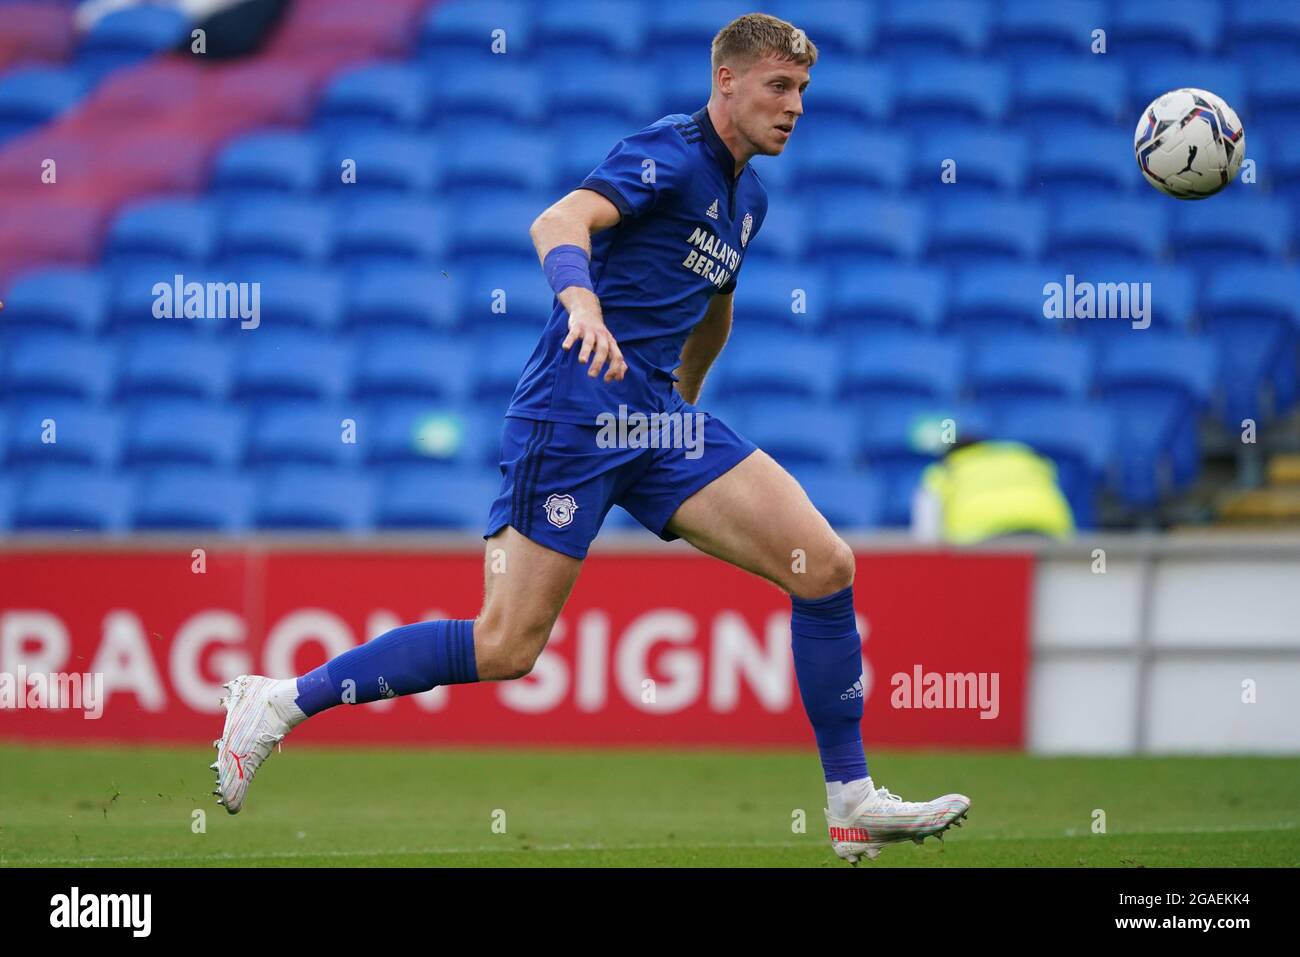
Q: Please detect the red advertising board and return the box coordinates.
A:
[0,548,1033,748]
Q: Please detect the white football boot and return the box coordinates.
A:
[210,675,300,814]
[825,782,970,864]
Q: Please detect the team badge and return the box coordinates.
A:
[741,212,753,247]
[543,493,579,529]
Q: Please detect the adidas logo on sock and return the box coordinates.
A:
[840,678,864,701]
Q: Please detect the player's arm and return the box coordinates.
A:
[529,189,627,383]
[673,290,733,405]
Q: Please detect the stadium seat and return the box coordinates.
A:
[839,333,964,402]
[1047,197,1169,264]
[458,259,555,330]
[347,264,459,332]
[420,1,535,61]
[0,473,14,532]
[245,403,367,468]
[1069,261,1199,337]
[1111,1,1224,61]
[471,329,543,404]
[122,401,244,468]
[322,131,439,194]
[222,198,335,266]
[1170,196,1291,267]
[552,118,638,193]
[646,2,753,59]
[3,337,114,403]
[0,268,108,336]
[807,194,927,265]
[790,60,892,125]
[927,197,1047,265]
[335,197,446,266]
[948,264,1066,336]
[131,467,254,531]
[0,66,88,143]
[1247,62,1300,147]
[211,130,324,197]
[829,265,947,333]
[994,0,1105,58]
[1227,1,1300,60]
[717,332,838,400]
[771,0,877,58]
[76,5,189,75]
[1132,62,1248,125]
[880,1,993,60]
[254,466,375,532]
[447,195,544,261]
[115,335,232,400]
[732,399,857,468]
[1014,59,1128,131]
[786,466,887,530]
[792,124,912,196]
[439,61,545,125]
[251,266,346,333]
[535,1,647,58]
[315,62,431,133]
[374,466,502,530]
[895,59,1010,130]
[106,197,219,267]
[232,331,351,403]
[731,263,829,330]
[11,468,134,532]
[368,402,495,467]
[5,402,121,468]
[911,129,1027,194]
[732,197,807,265]
[352,333,474,401]
[1028,128,1136,196]
[969,335,1094,408]
[441,128,554,194]
[546,58,657,124]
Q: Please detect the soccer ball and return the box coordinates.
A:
[1133,88,1245,199]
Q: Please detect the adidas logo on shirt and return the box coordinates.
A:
[841,678,864,701]
[705,198,719,219]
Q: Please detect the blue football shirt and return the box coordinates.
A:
[506,106,769,425]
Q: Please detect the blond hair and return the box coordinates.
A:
[710,12,819,80]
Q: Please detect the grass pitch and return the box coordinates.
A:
[1,743,1296,867]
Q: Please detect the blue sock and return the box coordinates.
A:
[294,619,478,716]
[791,586,869,784]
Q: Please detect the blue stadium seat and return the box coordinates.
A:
[76,5,189,75]
[106,197,218,267]
[348,264,459,332]
[448,194,543,261]
[1,268,108,335]
[1014,59,1128,130]
[733,399,856,468]
[252,265,346,332]
[830,265,947,333]
[3,336,114,402]
[772,0,877,58]
[115,335,231,400]
[911,129,1027,194]
[1047,197,1169,264]
[536,1,647,58]
[1227,1,1300,59]
[211,130,323,197]
[994,399,1115,528]
[131,467,254,531]
[1133,62,1248,123]
[1246,63,1300,145]
[880,1,993,60]
[368,402,490,467]
[717,332,838,400]
[552,118,636,192]
[786,466,887,530]
[1203,265,1300,327]
[458,259,555,330]
[420,1,535,61]
[794,60,893,125]
[222,198,334,266]
[895,59,1009,130]
[652,49,713,118]
[969,335,1094,407]
[315,62,431,133]
[321,131,438,194]
[438,62,545,125]
[646,3,753,59]
[352,333,474,401]
[335,197,446,266]
[734,198,807,265]
[5,402,121,468]
[109,265,205,332]
[949,264,1066,338]
[1070,261,1199,336]
[840,333,963,402]
[122,401,243,468]
[927,197,1047,265]
[807,194,927,265]
[732,263,829,330]
[11,468,134,532]
[1028,128,1136,196]
[1170,196,1291,267]
[374,466,501,530]
[1112,1,1224,61]
[471,328,542,403]
[0,66,88,143]
[441,128,554,194]
[792,124,911,196]
[245,403,367,468]
[546,58,657,124]
[232,331,351,402]
[994,0,1105,58]
[0,472,14,532]
[254,466,375,532]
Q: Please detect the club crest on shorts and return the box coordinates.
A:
[741,212,753,247]
[543,493,578,529]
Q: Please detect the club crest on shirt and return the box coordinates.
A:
[543,493,579,529]
[741,212,753,247]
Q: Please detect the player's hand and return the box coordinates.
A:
[562,309,627,383]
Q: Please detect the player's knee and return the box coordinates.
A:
[473,615,550,681]
[791,537,856,600]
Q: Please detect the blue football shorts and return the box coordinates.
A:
[484,408,758,559]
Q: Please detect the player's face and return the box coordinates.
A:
[733,53,810,156]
